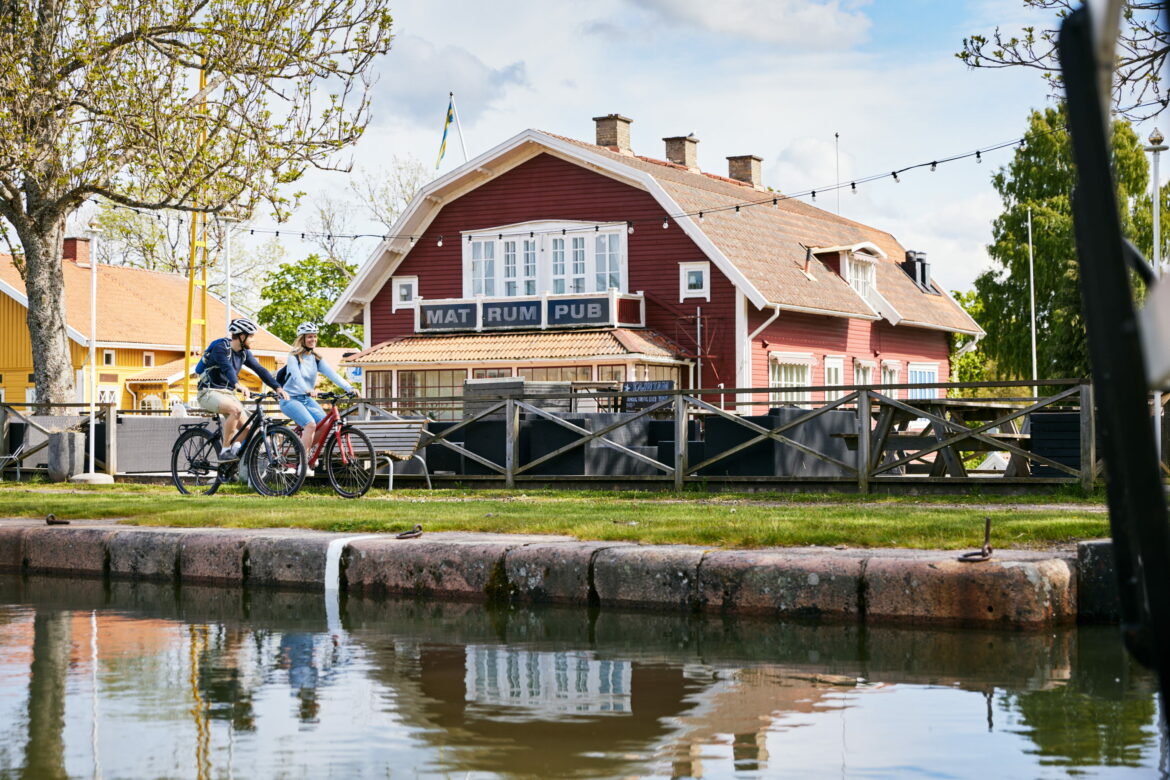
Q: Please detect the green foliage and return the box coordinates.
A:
[974,105,1148,382]
[257,254,361,347]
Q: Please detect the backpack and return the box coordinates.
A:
[276,364,288,385]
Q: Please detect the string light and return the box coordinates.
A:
[698,211,704,222]
[975,151,982,164]
[892,172,900,183]
[662,219,669,229]
[811,191,816,201]
[626,221,634,234]
[437,236,444,247]
[735,205,742,218]
[930,161,937,172]
[851,182,857,195]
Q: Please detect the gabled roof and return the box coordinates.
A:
[329,128,982,336]
[343,328,686,366]
[0,255,290,353]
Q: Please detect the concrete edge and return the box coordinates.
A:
[0,522,1107,628]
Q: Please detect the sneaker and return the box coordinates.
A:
[218,447,238,462]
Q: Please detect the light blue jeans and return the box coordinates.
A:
[280,394,325,428]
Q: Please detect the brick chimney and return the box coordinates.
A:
[63,237,91,267]
[663,135,700,170]
[727,155,763,189]
[593,114,633,155]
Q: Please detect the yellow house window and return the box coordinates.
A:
[102,350,115,366]
[143,352,155,367]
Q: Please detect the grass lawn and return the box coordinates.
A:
[0,481,1109,550]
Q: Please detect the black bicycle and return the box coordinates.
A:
[171,391,307,496]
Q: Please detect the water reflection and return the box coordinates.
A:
[0,574,1163,779]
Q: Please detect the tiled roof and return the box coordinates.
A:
[345,328,686,365]
[550,134,981,333]
[124,357,190,384]
[0,256,291,352]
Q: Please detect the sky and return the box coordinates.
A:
[270,0,1163,295]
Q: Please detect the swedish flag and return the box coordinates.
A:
[436,95,454,169]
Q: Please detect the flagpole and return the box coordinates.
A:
[449,92,469,162]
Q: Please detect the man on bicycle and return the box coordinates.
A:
[197,317,289,460]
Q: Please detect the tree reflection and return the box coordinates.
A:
[22,610,70,780]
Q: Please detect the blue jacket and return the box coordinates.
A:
[197,337,280,391]
[281,351,354,396]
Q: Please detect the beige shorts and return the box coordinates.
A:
[197,387,239,415]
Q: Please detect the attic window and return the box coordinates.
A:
[102,349,115,367]
[845,253,876,299]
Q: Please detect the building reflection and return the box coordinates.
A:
[0,575,1163,779]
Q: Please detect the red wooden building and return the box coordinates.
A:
[329,114,982,408]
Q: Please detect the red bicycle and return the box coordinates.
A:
[295,392,376,498]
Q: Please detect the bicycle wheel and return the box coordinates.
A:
[245,425,306,497]
[324,424,376,499]
[171,428,222,496]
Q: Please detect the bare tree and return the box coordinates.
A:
[352,156,429,232]
[0,0,394,403]
[958,1,1167,120]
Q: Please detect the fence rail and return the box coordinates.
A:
[2,380,1163,491]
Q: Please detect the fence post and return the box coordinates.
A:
[674,391,687,490]
[857,389,871,494]
[102,404,117,475]
[1079,383,1096,492]
[505,397,517,488]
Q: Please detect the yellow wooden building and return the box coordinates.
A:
[0,238,290,410]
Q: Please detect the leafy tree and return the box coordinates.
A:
[0,0,393,403]
[958,1,1167,120]
[975,105,1148,382]
[257,254,361,347]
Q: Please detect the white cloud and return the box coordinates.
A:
[370,34,528,127]
[629,0,872,48]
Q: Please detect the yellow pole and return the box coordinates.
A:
[182,65,209,403]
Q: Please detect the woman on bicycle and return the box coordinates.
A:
[279,322,357,454]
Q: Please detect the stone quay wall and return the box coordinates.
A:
[0,518,1119,628]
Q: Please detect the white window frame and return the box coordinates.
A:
[140,393,163,411]
[97,386,118,405]
[907,361,939,399]
[845,252,877,300]
[679,261,710,302]
[392,275,419,312]
[823,356,845,402]
[143,352,155,368]
[102,349,115,367]
[880,361,901,399]
[768,352,815,405]
[854,359,876,388]
[462,221,627,298]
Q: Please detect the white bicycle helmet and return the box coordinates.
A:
[228,317,258,335]
[296,321,320,335]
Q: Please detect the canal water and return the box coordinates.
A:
[0,574,1164,779]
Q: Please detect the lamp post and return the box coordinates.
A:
[1146,128,1167,464]
[71,224,113,484]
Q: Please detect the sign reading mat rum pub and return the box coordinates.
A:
[418,296,613,332]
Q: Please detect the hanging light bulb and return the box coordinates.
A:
[772,197,778,208]
[811,190,816,201]
[698,211,704,222]
[437,236,444,247]
[467,235,472,243]
[975,151,982,164]
[627,222,634,234]
[892,171,900,183]
[409,235,415,244]
[735,205,742,218]
[930,161,937,172]
[850,182,857,195]
[662,219,669,229]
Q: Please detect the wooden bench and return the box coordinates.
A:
[349,419,432,490]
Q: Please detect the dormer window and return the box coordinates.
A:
[845,253,876,299]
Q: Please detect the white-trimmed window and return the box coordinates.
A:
[392,276,419,311]
[97,386,118,405]
[679,261,710,302]
[880,361,901,399]
[854,359,875,387]
[470,240,496,296]
[845,253,877,299]
[140,394,163,411]
[769,352,815,405]
[465,222,626,298]
[823,356,844,402]
[908,362,939,399]
[102,349,115,367]
[142,352,155,368]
